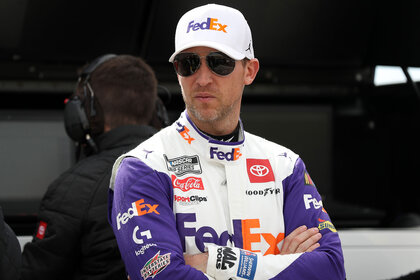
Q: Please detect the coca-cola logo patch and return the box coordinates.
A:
[171,175,204,192]
[246,159,275,183]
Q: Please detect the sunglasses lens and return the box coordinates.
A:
[174,53,201,77]
[207,52,236,76]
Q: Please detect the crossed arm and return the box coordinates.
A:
[127,225,320,279]
[184,225,321,273]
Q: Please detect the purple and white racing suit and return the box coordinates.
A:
[108,111,346,280]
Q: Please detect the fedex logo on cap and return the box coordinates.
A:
[187,18,227,33]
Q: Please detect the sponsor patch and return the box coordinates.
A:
[318,218,337,233]
[216,247,237,270]
[135,243,157,256]
[246,159,275,183]
[116,199,160,230]
[245,188,280,196]
[164,154,202,176]
[140,251,171,279]
[177,213,285,255]
[132,227,152,245]
[174,195,207,206]
[236,251,258,280]
[303,194,323,210]
[171,175,204,192]
[210,146,242,161]
[187,17,228,33]
[176,124,195,144]
[304,171,315,187]
[36,221,47,239]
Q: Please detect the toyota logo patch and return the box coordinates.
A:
[250,165,269,177]
[246,159,275,183]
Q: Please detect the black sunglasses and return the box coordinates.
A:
[173,52,236,77]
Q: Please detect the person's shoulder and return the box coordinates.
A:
[244,130,299,159]
[113,125,176,175]
[127,124,174,156]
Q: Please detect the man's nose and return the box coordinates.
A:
[194,58,213,86]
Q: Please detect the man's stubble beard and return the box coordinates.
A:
[182,94,234,124]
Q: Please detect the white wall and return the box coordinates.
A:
[340,228,420,280]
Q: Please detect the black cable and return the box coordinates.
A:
[401,66,420,104]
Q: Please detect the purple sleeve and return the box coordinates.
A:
[276,158,346,280]
[108,157,208,280]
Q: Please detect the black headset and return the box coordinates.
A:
[64,54,171,156]
[64,54,116,154]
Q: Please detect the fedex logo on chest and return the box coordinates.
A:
[187,18,227,33]
[210,147,242,161]
[177,213,284,256]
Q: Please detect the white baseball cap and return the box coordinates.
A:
[168,4,254,62]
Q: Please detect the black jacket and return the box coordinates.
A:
[0,206,21,280]
[21,125,157,280]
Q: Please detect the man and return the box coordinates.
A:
[21,54,166,279]
[109,4,346,280]
[0,206,21,280]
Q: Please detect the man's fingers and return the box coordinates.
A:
[295,232,322,253]
[281,226,321,254]
[280,225,307,253]
[305,242,321,253]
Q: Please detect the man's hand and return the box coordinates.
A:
[184,252,209,273]
[280,225,321,254]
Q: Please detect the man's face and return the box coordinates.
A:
[177,46,258,134]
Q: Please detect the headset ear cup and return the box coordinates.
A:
[64,96,90,142]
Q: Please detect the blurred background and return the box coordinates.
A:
[1,0,419,238]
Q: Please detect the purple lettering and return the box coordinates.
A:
[192,23,200,31]
[199,18,211,30]
[176,213,242,253]
[196,226,218,252]
[217,151,225,160]
[210,147,218,159]
[187,21,195,33]
[176,213,196,251]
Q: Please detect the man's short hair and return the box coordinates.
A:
[75,55,158,133]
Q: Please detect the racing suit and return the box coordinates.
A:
[108,111,346,280]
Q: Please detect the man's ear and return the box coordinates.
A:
[244,58,260,85]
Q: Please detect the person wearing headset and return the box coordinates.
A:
[21,54,168,280]
[108,4,345,280]
[0,205,21,280]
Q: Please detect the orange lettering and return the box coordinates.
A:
[210,18,218,30]
[261,233,284,255]
[135,199,146,215]
[234,148,242,160]
[180,127,195,144]
[242,219,261,253]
